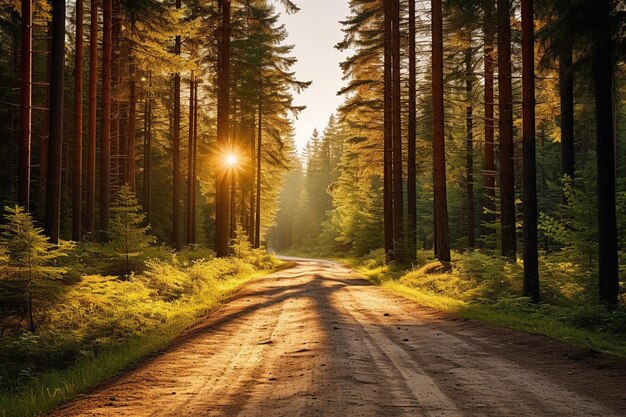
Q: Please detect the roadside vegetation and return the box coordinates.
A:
[332,248,626,358]
[0,197,280,417]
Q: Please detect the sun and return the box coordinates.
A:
[225,153,239,168]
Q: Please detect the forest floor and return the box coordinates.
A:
[50,258,626,417]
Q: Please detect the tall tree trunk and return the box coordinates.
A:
[44,0,66,244]
[593,0,618,305]
[483,0,496,241]
[407,0,417,261]
[383,0,394,263]
[191,79,198,244]
[216,0,231,257]
[19,0,32,210]
[73,0,84,242]
[172,0,182,250]
[465,37,475,249]
[39,22,52,201]
[254,92,262,249]
[187,76,195,246]
[391,0,403,262]
[249,117,256,245]
[143,73,152,223]
[497,0,516,258]
[100,0,113,240]
[432,0,451,262]
[521,0,539,302]
[127,16,137,191]
[87,0,98,238]
[560,43,574,180]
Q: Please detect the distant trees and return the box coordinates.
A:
[275,0,624,307]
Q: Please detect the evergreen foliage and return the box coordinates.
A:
[0,206,71,332]
[109,185,156,276]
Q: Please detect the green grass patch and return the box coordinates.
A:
[324,249,626,358]
[0,257,281,417]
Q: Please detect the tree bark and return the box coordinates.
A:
[191,79,198,244]
[87,0,98,238]
[100,0,113,240]
[73,0,84,242]
[432,0,451,262]
[143,73,152,223]
[483,0,496,240]
[45,0,66,244]
[254,90,262,249]
[127,16,137,191]
[593,0,618,306]
[497,0,516,258]
[559,43,574,180]
[407,0,417,261]
[187,76,195,246]
[19,0,32,210]
[216,0,231,257]
[391,0,403,262]
[521,0,539,302]
[383,0,394,263]
[173,0,182,251]
[465,37,475,250]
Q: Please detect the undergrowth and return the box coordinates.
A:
[0,244,280,417]
[339,248,626,357]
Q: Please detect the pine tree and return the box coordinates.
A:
[109,184,155,276]
[0,206,71,332]
[522,0,539,302]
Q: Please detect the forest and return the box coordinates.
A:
[0,0,625,416]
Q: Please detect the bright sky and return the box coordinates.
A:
[279,0,351,153]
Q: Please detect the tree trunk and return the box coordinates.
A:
[191,80,198,244]
[383,0,394,263]
[465,38,475,250]
[187,76,195,245]
[497,0,516,258]
[87,0,98,238]
[216,0,231,257]
[432,0,451,262]
[254,93,262,249]
[45,0,66,244]
[407,0,417,261]
[391,0,403,262]
[73,0,84,242]
[559,43,574,180]
[143,73,152,223]
[483,0,496,241]
[127,16,137,191]
[249,117,256,245]
[521,0,539,302]
[593,0,618,306]
[19,0,32,210]
[172,0,182,251]
[100,0,113,240]
[39,22,51,201]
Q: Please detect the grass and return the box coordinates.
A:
[0,264,280,417]
[324,249,626,358]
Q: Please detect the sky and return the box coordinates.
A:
[279,0,352,153]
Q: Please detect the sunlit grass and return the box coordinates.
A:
[0,268,275,417]
[331,250,626,359]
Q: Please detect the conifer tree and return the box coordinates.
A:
[0,206,71,332]
[109,184,156,276]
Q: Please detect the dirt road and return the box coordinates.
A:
[52,259,626,417]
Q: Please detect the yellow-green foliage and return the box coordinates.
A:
[0,246,280,407]
[353,249,626,357]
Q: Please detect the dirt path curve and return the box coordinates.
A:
[51,258,626,417]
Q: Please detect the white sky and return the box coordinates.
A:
[279,0,351,153]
